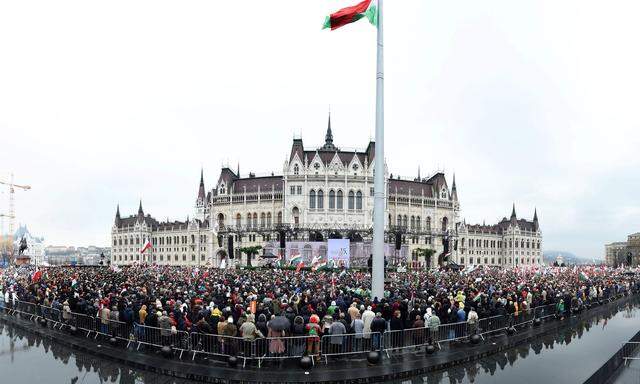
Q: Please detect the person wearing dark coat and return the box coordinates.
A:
[370,312,386,349]
[389,310,405,350]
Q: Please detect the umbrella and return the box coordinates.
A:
[268,316,291,331]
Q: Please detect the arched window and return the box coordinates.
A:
[247,213,252,228]
[329,190,336,209]
[236,213,241,228]
[403,215,408,228]
[416,216,421,231]
[292,207,300,227]
[410,216,415,230]
[260,212,266,227]
[348,191,355,209]
[217,213,225,229]
[397,215,402,227]
[252,213,258,228]
[317,189,324,209]
[356,191,363,210]
[277,211,282,225]
[293,164,299,175]
[337,190,344,209]
[309,189,316,209]
[442,217,448,232]
[266,212,272,228]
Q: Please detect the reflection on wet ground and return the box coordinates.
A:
[1,298,639,384]
[0,320,193,384]
[614,358,640,384]
[394,298,640,384]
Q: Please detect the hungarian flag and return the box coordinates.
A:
[312,259,327,272]
[71,278,78,288]
[140,240,152,254]
[295,260,304,273]
[579,271,589,282]
[32,270,42,283]
[289,253,302,266]
[323,0,378,30]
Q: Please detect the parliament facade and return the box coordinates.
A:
[111,118,542,268]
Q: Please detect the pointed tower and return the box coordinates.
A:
[237,163,240,178]
[451,173,458,202]
[114,204,121,227]
[510,203,517,224]
[197,168,206,202]
[321,113,337,150]
[137,200,144,223]
[533,207,539,231]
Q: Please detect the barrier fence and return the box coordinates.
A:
[0,289,635,367]
[623,342,640,361]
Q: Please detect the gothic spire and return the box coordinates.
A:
[533,207,539,230]
[321,112,337,150]
[197,168,205,201]
[115,204,121,226]
[137,200,144,223]
[237,162,240,178]
[326,113,333,142]
[417,166,421,180]
[510,203,517,221]
[451,173,458,202]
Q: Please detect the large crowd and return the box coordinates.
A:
[1,264,638,356]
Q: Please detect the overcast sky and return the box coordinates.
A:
[1,1,639,259]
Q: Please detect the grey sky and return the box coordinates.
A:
[1,1,638,259]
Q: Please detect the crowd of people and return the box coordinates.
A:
[1,263,638,357]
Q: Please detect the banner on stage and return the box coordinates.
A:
[327,239,350,268]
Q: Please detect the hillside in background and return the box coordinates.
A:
[543,251,602,265]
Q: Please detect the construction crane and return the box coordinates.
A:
[0,174,31,260]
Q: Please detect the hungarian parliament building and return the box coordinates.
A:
[111,118,542,269]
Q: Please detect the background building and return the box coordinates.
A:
[112,119,541,269]
[456,205,542,267]
[44,245,110,266]
[606,232,640,267]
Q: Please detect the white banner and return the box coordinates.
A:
[328,239,350,268]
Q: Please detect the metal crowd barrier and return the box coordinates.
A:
[433,320,469,345]
[191,332,243,359]
[533,304,557,320]
[321,332,381,362]
[622,342,640,361]
[131,323,191,358]
[259,335,312,362]
[477,314,510,337]
[511,308,535,328]
[382,327,431,355]
[1,293,635,367]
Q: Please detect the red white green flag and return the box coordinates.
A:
[323,0,378,30]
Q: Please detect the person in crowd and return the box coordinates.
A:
[0,263,637,361]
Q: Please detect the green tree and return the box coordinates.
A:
[414,247,435,268]
[239,245,262,268]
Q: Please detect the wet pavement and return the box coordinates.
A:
[1,298,639,384]
[0,320,192,384]
[614,358,640,384]
[393,298,640,384]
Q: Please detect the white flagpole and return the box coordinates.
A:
[371,0,385,300]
